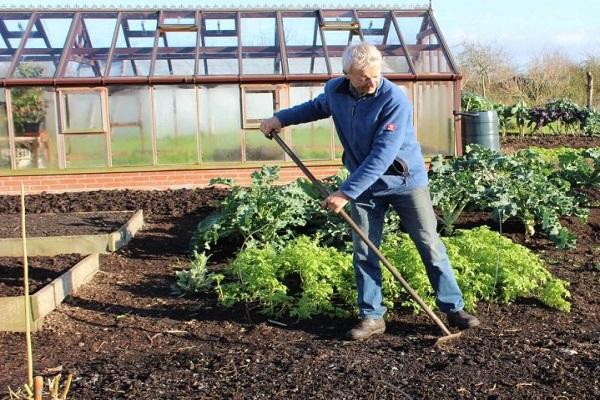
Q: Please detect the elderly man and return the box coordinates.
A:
[260,42,479,340]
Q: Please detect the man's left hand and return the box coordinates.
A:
[321,190,350,213]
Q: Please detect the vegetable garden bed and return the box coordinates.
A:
[0,210,144,256]
[0,138,599,399]
[0,254,99,332]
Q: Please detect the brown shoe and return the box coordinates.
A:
[345,318,386,340]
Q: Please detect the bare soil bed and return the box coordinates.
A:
[0,211,134,238]
[0,139,599,399]
[0,254,82,296]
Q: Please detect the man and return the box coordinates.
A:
[260,42,479,340]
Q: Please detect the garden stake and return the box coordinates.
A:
[21,182,35,386]
[268,131,462,345]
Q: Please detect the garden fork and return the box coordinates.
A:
[268,130,462,345]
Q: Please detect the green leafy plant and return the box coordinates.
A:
[580,108,600,135]
[555,148,600,190]
[172,251,222,296]
[494,103,514,137]
[511,100,530,136]
[429,145,588,248]
[218,235,355,318]
[214,228,571,319]
[191,165,316,251]
[383,227,571,312]
[11,63,46,133]
[545,98,581,134]
[461,92,495,112]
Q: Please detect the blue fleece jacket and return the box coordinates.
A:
[275,77,428,199]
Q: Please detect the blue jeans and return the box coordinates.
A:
[350,186,464,318]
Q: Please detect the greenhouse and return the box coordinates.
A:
[0,6,460,193]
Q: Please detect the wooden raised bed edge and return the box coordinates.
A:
[0,210,144,256]
[0,253,100,332]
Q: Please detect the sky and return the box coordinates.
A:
[1,0,598,69]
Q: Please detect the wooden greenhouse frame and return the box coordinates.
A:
[0,6,462,194]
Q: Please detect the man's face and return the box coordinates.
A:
[345,64,382,95]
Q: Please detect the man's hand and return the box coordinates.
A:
[321,190,350,213]
[259,116,282,138]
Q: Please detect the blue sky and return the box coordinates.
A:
[2,0,597,68]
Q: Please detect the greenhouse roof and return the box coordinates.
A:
[0,7,457,85]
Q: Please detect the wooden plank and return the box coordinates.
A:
[34,254,99,318]
[0,234,110,256]
[0,254,99,332]
[0,295,42,332]
[109,209,144,252]
[0,209,144,256]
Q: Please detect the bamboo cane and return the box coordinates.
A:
[21,182,34,388]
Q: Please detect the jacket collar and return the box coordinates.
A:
[335,77,385,98]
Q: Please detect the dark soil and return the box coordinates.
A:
[500,134,600,153]
[0,254,82,296]
[0,142,599,399]
[0,211,134,238]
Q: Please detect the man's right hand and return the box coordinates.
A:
[259,116,282,138]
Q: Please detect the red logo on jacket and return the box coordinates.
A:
[385,123,396,131]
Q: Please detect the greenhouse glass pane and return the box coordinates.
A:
[282,14,328,75]
[0,62,10,77]
[154,59,195,76]
[245,130,283,162]
[63,134,107,168]
[358,11,410,73]
[41,89,58,169]
[109,56,151,77]
[2,16,31,48]
[9,86,56,169]
[162,10,195,26]
[0,89,9,169]
[202,15,237,46]
[109,13,157,76]
[282,16,322,46]
[334,132,343,159]
[395,12,451,74]
[241,17,275,47]
[198,85,241,162]
[329,57,343,74]
[394,13,426,45]
[154,85,197,165]
[62,92,103,133]
[382,55,410,73]
[154,24,197,75]
[109,86,153,166]
[201,58,238,75]
[416,81,454,156]
[64,15,117,77]
[0,14,31,77]
[289,85,332,161]
[286,57,328,74]
[199,13,238,75]
[322,30,360,46]
[244,91,275,123]
[115,14,158,48]
[240,15,281,75]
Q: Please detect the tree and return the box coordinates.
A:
[456,40,515,100]
[514,51,575,106]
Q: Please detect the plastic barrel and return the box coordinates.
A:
[460,111,500,152]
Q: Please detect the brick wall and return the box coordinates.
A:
[0,165,343,195]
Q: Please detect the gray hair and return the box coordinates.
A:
[342,42,383,73]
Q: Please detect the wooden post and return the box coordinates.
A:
[21,182,34,388]
[33,376,43,400]
[587,71,593,109]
